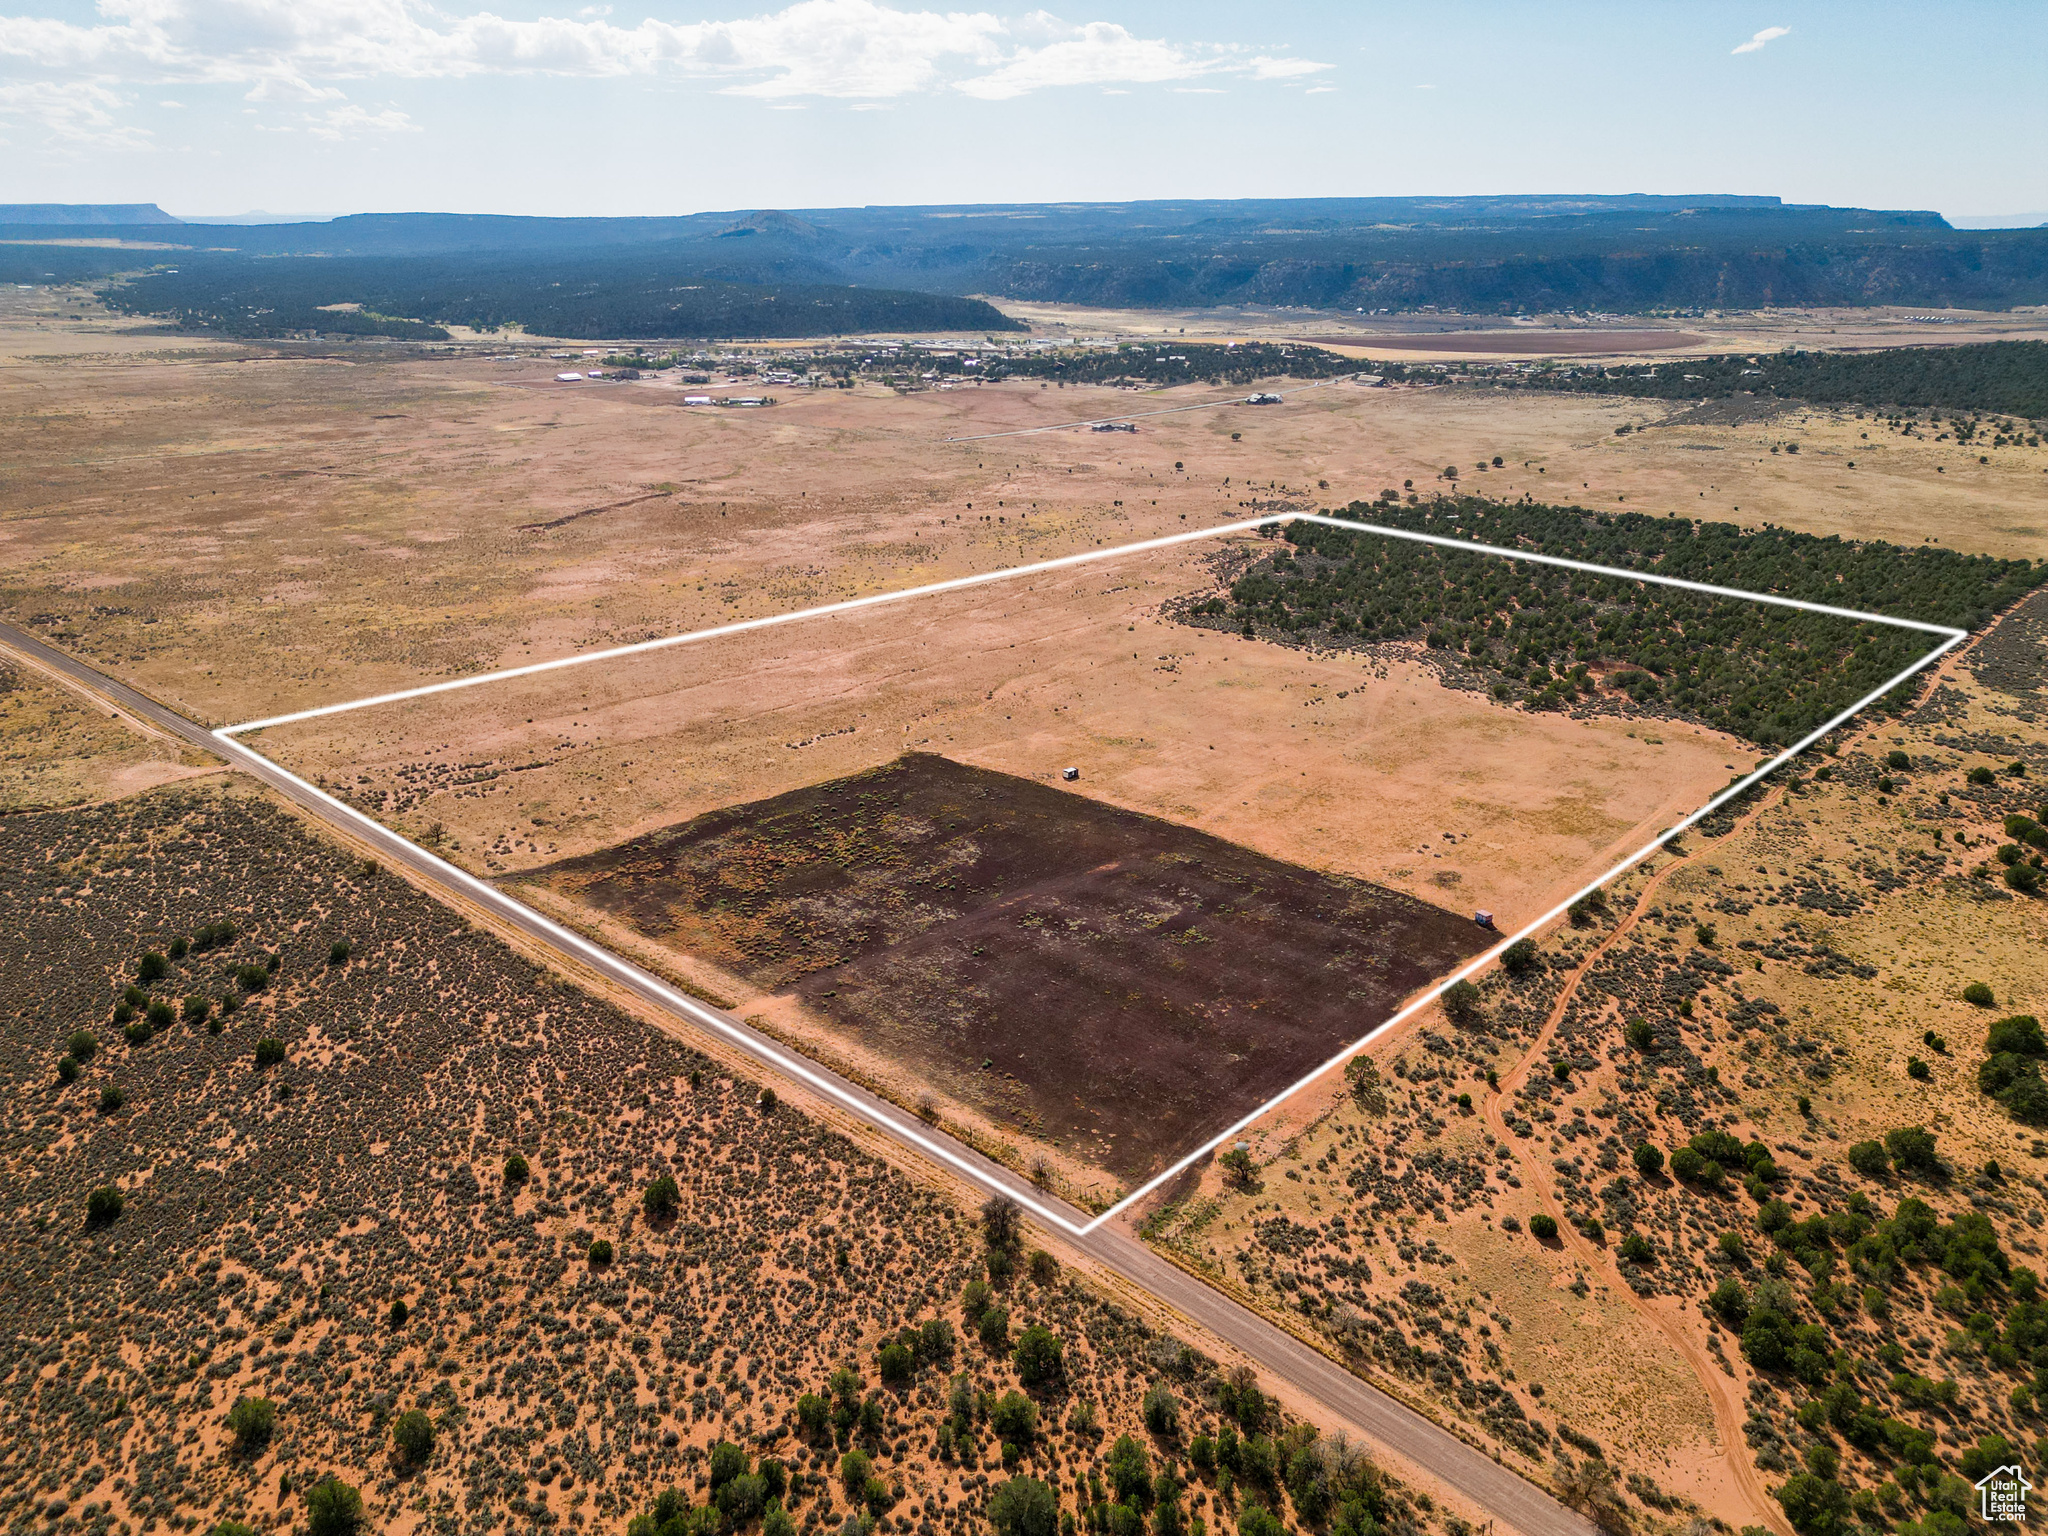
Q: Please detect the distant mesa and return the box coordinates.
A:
[716,209,827,242]
[0,203,183,226]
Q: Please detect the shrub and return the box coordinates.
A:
[137,951,167,983]
[1500,937,1539,975]
[388,1298,409,1327]
[961,1279,992,1320]
[1619,1233,1655,1264]
[1442,980,1483,1027]
[1237,1506,1284,1536]
[2009,863,2042,893]
[1709,1278,1749,1323]
[642,1173,678,1217]
[1529,1213,1559,1241]
[56,1052,79,1083]
[1886,750,1912,769]
[1979,1053,2039,1095]
[182,994,212,1025]
[1968,765,1997,785]
[67,1029,96,1061]
[710,1441,750,1490]
[97,1084,124,1113]
[1632,1143,1664,1177]
[838,1449,872,1496]
[253,1037,286,1069]
[234,963,269,993]
[146,999,174,1030]
[981,1194,1021,1251]
[1963,982,1995,1006]
[588,1238,614,1265]
[757,1085,778,1111]
[1141,1383,1179,1436]
[1989,1015,2047,1055]
[1669,1146,1707,1182]
[1998,1073,2048,1125]
[1551,1059,1571,1081]
[1106,1436,1152,1503]
[85,1184,124,1225]
[193,919,238,951]
[1028,1248,1059,1286]
[226,1395,276,1450]
[1884,1126,1941,1174]
[717,1477,768,1526]
[796,1393,829,1436]
[1776,1472,1851,1536]
[124,1017,152,1047]
[304,1477,364,1536]
[919,1317,956,1363]
[879,1340,914,1386]
[1625,1017,1654,1052]
[991,1390,1038,1445]
[392,1408,435,1466]
[979,1306,1010,1352]
[988,1480,1058,1536]
[328,939,351,966]
[1847,1140,1890,1177]
[1013,1324,1064,1388]
[1907,1057,1931,1081]
[1741,1309,1795,1372]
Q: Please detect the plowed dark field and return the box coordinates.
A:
[525,754,1486,1179]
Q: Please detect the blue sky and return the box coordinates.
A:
[0,0,2043,222]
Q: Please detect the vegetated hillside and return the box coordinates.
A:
[1176,501,2046,749]
[1510,342,2048,419]
[99,255,1025,340]
[0,780,1434,1536]
[21,193,2048,315]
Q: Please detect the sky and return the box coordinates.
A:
[0,0,2043,223]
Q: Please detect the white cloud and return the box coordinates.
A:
[1731,25,1790,54]
[0,78,153,148]
[308,102,418,139]
[1245,55,1327,81]
[0,0,1329,104]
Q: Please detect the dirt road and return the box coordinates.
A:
[0,618,1596,1536]
[1480,840,1790,1534]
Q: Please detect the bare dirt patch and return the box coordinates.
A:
[522,752,1488,1182]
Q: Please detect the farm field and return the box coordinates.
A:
[523,752,1487,1185]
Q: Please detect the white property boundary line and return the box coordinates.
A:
[216,512,1966,1236]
